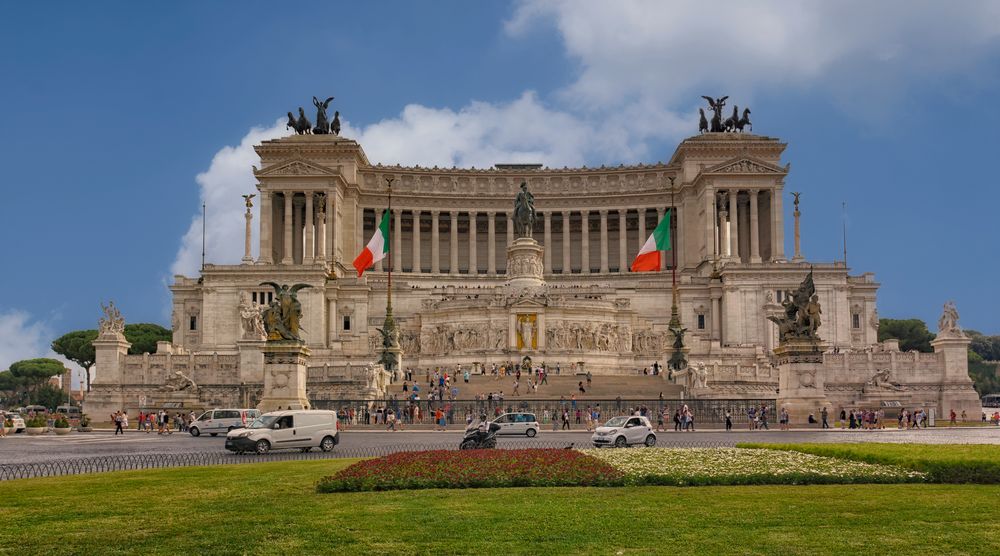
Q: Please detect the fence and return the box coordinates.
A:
[309,398,776,427]
[0,438,734,481]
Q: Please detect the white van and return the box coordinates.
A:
[190,408,260,437]
[225,410,339,454]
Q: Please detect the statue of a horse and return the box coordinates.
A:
[724,106,739,132]
[736,108,751,132]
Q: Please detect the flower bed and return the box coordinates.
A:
[583,448,927,486]
[317,449,623,492]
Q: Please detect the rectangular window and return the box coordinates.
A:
[189,316,197,331]
[343,316,351,331]
[697,314,706,330]
[776,290,783,302]
[852,314,861,329]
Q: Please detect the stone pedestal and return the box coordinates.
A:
[237,339,265,383]
[506,237,544,289]
[257,342,310,412]
[930,334,983,416]
[775,339,829,424]
[84,333,132,418]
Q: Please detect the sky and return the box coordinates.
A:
[1,0,999,374]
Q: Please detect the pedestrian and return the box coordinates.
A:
[725,410,732,431]
[656,408,665,432]
[821,407,830,429]
[673,409,681,432]
[114,411,124,435]
[586,371,592,388]
[561,410,570,430]
[949,409,957,426]
[0,412,7,438]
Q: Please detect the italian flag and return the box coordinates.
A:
[630,210,671,272]
[353,210,390,276]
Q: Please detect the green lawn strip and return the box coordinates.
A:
[0,460,998,554]
[737,443,1000,483]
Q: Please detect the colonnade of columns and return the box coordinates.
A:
[358,207,678,275]
[257,190,336,266]
[713,188,780,263]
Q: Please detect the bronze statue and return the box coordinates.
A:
[296,107,311,135]
[512,181,535,238]
[698,108,708,134]
[312,96,334,134]
[724,105,739,132]
[736,108,751,132]
[242,193,256,209]
[259,282,311,342]
[668,326,688,371]
[331,111,341,135]
[701,95,728,132]
[767,269,822,342]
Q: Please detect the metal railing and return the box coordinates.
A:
[0,438,735,481]
[310,398,777,426]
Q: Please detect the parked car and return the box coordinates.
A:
[591,415,656,448]
[492,412,540,437]
[225,410,339,454]
[189,408,260,437]
[5,413,25,433]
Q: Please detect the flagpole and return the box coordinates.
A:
[385,177,394,314]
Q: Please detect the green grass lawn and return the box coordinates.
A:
[738,443,1000,483]
[2,459,999,555]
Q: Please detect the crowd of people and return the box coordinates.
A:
[109,410,197,435]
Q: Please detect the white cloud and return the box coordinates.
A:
[171,121,291,277]
[506,0,1000,117]
[0,309,83,388]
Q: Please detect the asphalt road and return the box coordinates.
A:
[1,426,998,465]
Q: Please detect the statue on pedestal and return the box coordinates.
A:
[767,270,821,343]
[98,301,125,338]
[937,301,963,337]
[512,181,535,238]
[259,283,311,342]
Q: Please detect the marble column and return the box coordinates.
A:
[242,199,253,264]
[450,211,459,275]
[711,294,722,341]
[749,189,761,263]
[618,210,627,272]
[637,208,646,270]
[599,209,609,273]
[561,211,571,274]
[656,207,665,272]
[315,196,326,264]
[393,208,403,272]
[580,209,590,274]
[506,211,514,247]
[719,207,730,258]
[543,211,552,274]
[729,189,739,261]
[412,210,421,273]
[303,192,314,264]
[375,209,385,272]
[772,189,785,261]
[792,199,804,262]
[258,191,272,264]
[293,194,305,264]
[705,188,717,262]
[431,210,440,274]
[487,211,496,274]
[468,211,478,275]
[326,192,336,265]
[282,191,293,264]
[355,205,364,268]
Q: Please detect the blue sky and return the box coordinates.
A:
[1,1,999,371]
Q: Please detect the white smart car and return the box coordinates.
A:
[591,415,656,448]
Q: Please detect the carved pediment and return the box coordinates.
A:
[704,157,788,176]
[254,159,337,177]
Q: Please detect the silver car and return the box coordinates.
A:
[591,415,656,448]
[492,413,540,437]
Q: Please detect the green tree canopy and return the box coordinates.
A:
[30,383,67,411]
[51,329,98,390]
[878,318,935,352]
[8,358,65,392]
[965,329,1000,362]
[124,323,172,355]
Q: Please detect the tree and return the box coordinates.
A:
[878,318,935,353]
[30,383,67,411]
[0,370,25,407]
[124,323,173,355]
[966,330,1000,362]
[51,324,171,391]
[51,329,98,391]
[8,358,65,394]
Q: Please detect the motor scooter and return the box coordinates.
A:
[459,422,501,449]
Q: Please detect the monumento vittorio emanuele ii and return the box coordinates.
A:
[84,95,982,422]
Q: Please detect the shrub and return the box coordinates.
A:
[54,415,70,428]
[317,449,623,492]
[26,415,48,428]
[79,414,91,427]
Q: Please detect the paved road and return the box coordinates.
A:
[1,426,997,465]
